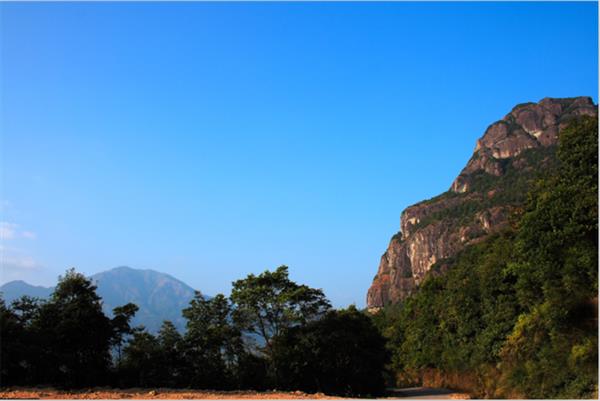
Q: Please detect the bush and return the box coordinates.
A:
[272,306,388,397]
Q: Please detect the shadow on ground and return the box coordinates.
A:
[387,387,460,399]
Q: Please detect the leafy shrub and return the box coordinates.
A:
[272,306,388,397]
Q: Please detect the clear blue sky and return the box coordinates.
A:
[1,2,597,307]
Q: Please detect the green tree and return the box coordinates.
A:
[6,296,46,385]
[111,303,139,369]
[181,293,242,389]
[393,277,445,373]
[501,116,598,398]
[156,321,184,387]
[230,266,331,387]
[32,269,114,387]
[230,265,330,358]
[121,327,161,387]
[0,297,26,385]
[272,306,388,396]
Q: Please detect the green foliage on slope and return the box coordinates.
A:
[412,146,558,232]
[377,116,598,398]
[500,116,598,398]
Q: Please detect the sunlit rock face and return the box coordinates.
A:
[367,97,597,309]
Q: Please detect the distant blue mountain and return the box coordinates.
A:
[0,280,53,302]
[0,266,202,333]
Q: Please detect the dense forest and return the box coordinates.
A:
[0,266,387,396]
[1,117,597,398]
[373,116,598,398]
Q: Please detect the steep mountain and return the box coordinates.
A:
[367,96,598,309]
[90,266,198,332]
[0,266,200,332]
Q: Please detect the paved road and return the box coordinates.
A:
[387,387,463,399]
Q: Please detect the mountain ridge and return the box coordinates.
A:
[0,266,202,332]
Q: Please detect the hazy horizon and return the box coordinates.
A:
[1,2,598,307]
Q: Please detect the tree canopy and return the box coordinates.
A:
[1,265,386,397]
[230,265,331,354]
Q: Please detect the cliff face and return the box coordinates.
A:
[367,97,597,309]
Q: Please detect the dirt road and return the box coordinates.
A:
[0,388,336,399]
[0,387,470,399]
[388,387,469,399]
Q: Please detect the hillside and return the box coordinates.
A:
[0,281,53,302]
[371,112,598,398]
[367,96,598,308]
[0,266,200,332]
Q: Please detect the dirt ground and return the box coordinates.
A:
[0,388,343,400]
[0,387,471,399]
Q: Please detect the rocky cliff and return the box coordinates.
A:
[367,97,597,309]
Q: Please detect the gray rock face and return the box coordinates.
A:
[451,97,597,193]
[367,97,597,309]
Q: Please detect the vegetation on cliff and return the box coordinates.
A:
[373,116,598,398]
[368,97,597,307]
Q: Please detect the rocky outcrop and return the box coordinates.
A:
[451,97,597,193]
[367,97,597,309]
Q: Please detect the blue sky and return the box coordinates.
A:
[1,2,597,307]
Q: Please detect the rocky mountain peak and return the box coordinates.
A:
[367,97,597,309]
[451,96,596,193]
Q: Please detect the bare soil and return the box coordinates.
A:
[0,388,341,400]
[0,387,471,400]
